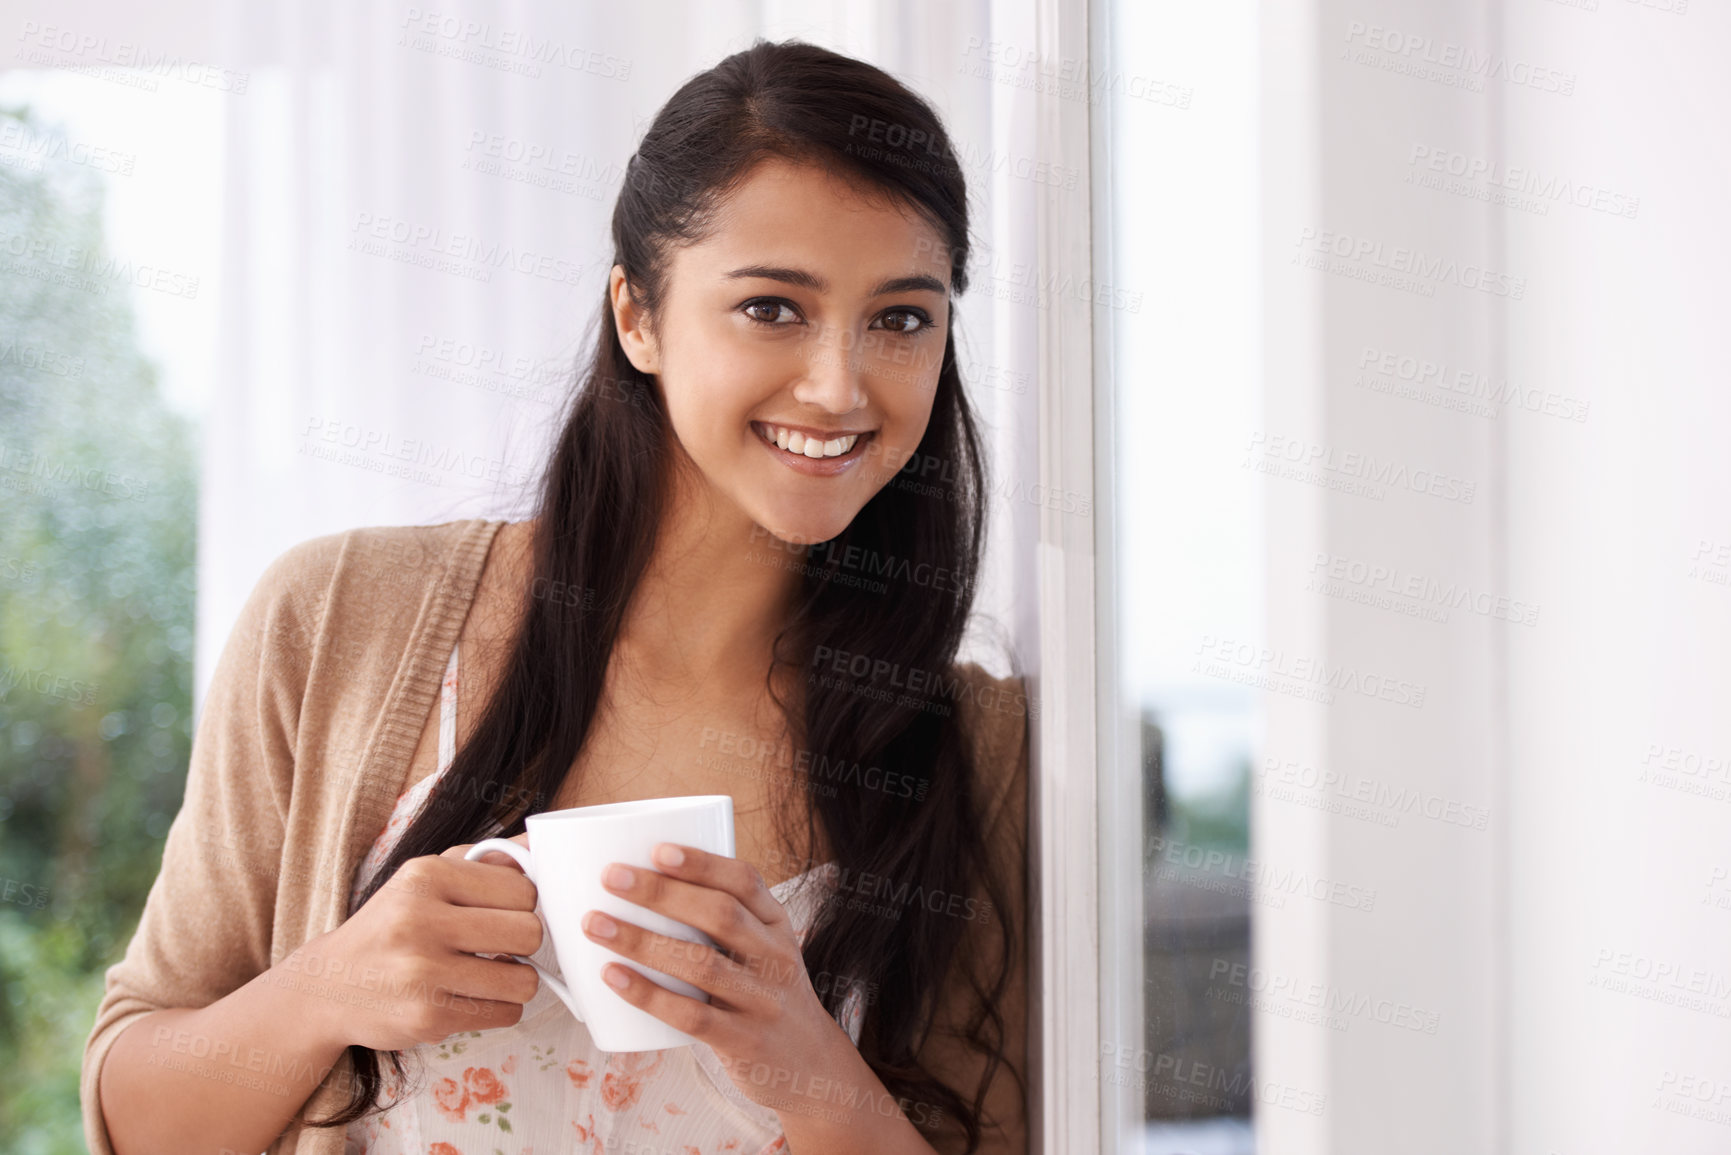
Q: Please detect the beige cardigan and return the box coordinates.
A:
[81,518,1031,1155]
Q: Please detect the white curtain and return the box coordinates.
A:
[195,0,1045,707]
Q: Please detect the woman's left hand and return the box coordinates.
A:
[580,844,880,1120]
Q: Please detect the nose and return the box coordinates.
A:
[790,322,868,415]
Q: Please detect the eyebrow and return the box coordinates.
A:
[723,264,948,297]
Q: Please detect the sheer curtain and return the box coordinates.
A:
[196,0,1045,707]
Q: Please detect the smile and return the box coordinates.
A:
[751,422,875,474]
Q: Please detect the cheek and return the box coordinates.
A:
[663,339,777,449]
[875,361,941,439]
[876,331,944,395]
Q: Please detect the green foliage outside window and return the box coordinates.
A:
[0,103,199,1152]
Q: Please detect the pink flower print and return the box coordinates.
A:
[463,1066,507,1106]
[599,1050,665,1113]
[500,1053,517,1075]
[601,1071,645,1112]
[566,1058,594,1088]
[430,1143,464,1155]
[571,1112,604,1155]
[431,1076,469,1121]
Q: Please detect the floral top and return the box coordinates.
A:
[343,642,863,1155]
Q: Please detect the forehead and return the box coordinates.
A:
[680,155,952,289]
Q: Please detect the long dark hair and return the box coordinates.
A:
[316,38,1019,1150]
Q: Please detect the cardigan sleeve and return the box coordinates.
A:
[79,534,336,1155]
[913,665,1033,1155]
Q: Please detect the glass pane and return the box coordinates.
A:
[1100,2,1262,1151]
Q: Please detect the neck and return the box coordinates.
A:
[612,463,804,693]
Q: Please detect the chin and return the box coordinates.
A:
[754,506,857,547]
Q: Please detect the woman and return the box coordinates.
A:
[83,38,1028,1155]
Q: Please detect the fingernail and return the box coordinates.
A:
[584,911,617,939]
[605,964,631,990]
[654,844,684,867]
[603,864,634,889]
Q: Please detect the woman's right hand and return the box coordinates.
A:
[279,837,545,1053]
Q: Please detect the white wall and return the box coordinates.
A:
[1257,1,1731,1151]
[1502,1,1731,1150]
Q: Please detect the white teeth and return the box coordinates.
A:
[759,425,862,459]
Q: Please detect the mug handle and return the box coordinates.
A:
[463,837,585,1022]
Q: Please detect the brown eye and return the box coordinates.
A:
[876,308,931,334]
[743,299,798,326]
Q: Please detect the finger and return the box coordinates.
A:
[646,844,791,926]
[598,961,735,1048]
[437,905,545,958]
[396,855,539,912]
[602,850,787,939]
[441,996,528,1036]
[581,911,782,1009]
[598,864,780,963]
[425,952,542,1008]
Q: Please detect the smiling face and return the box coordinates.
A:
[610,155,953,546]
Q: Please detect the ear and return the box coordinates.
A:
[610,264,660,374]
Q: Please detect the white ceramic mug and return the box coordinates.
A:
[463,794,735,1052]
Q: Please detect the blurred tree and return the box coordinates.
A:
[0,102,198,1151]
